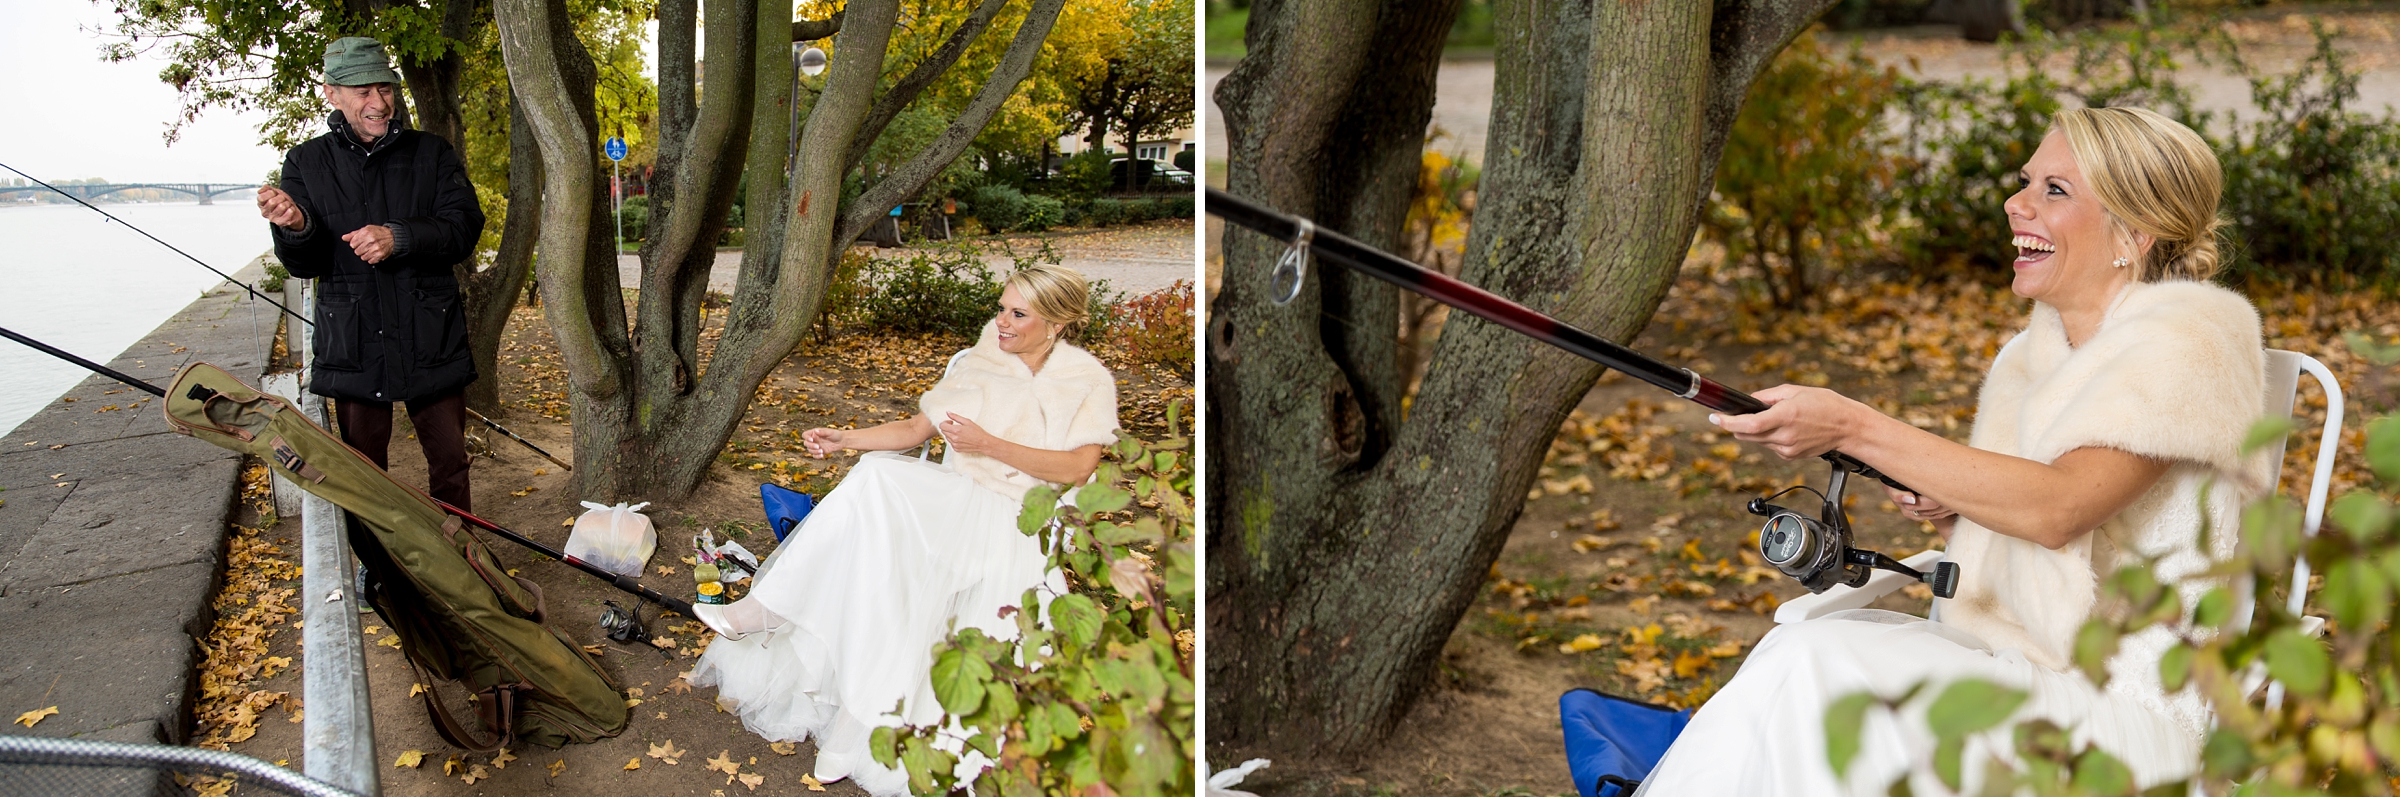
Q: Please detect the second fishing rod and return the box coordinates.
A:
[1209,187,1959,600]
[0,160,569,471]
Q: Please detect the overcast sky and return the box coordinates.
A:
[0,1,286,185]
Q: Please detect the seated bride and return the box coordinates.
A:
[1635,107,2269,795]
[687,264,1119,796]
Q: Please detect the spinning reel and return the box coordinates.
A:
[1748,462,1959,598]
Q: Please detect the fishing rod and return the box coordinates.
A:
[0,323,687,613]
[1208,188,1958,599]
[0,325,165,398]
[0,161,307,325]
[1,160,570,470]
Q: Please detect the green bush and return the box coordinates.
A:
[969,184,1030,233]
[2214,25,2400,285]
[618,194,649,243]
[1159,194,1195,220]
[847,245,1006,340]
[1020,194,1067,232]
[1088,198,1129,227]
[1707,30,1903,308]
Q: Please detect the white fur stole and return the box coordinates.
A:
[917,320,1120,502]
[1940,280,2265,695]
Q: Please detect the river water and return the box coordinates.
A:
[0,201,272,437]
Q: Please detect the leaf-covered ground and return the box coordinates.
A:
[1254,253,2399,795]
[191,274,1192,795]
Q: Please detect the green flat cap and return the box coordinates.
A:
[323,37,401,86]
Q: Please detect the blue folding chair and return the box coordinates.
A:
[1560,688,1690,797]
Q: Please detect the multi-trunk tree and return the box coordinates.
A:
[495,0,1068,500]
[1206,0,1842,754]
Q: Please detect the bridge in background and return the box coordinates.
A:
[0,182,254,205]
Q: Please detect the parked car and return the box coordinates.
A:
[1107,157,1193,189]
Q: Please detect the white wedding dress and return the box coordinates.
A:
[688,451,1065,796]
[1632,609,2198,796]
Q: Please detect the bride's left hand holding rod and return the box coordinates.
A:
[1709,384,2166,551]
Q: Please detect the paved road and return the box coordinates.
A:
[616,222,1197,299]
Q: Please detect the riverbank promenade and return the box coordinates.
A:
[0,257,274,745]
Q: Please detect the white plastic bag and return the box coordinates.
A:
[564,501,655,578]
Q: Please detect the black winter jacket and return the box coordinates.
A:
[273,112,486,404]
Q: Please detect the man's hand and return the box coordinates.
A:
[342,225,396,264]
[256,186,305,231]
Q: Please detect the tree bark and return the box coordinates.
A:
[1207,0,1835,756]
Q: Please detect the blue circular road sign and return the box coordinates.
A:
[605,137,628,161]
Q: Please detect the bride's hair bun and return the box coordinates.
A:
[1005,264,1092,340]
[2054,107,2226,282]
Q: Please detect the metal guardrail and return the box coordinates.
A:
[289,279,379,795]
[0,734,363,797]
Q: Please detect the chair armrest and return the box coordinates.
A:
[1774,549,1946,625]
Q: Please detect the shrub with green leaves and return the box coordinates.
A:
[1019,194,1068,232]
[971,184,1032,233]
[871,403,1195,796]
[1706,30,1902,308]
[619,193,649,243]
[1824,337,2400,794]
[829,244,1006,340]
[2213,23,2400,285]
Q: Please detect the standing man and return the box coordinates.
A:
[256,37,487,511]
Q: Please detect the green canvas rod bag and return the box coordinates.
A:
[161,362,628,751]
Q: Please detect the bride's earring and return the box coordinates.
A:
[2112,256,2130,269]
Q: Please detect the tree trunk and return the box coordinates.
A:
[393,0,481,154]
[457,90,542,414]
[1206,0,1837,756]
[499,0,1067,501]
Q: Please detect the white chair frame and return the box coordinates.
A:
[1772,350,2347,671]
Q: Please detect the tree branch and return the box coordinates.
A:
[636,0,756,399]
[494,0,622,400]
[791,10,843,42]
[835,0,1066,250]
[838,0,1011,177]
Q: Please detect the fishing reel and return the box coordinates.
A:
[1747,463,1959,599]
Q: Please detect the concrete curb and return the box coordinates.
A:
[0,255,278,746]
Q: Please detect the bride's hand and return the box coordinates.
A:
[938,413,999,456]
[801,427,844,458]
[1883,484,1956,523]
[1710,384,1866,460]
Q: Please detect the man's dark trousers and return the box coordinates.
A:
[336,391,471,512]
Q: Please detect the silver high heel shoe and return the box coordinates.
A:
[692,602,749,642]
